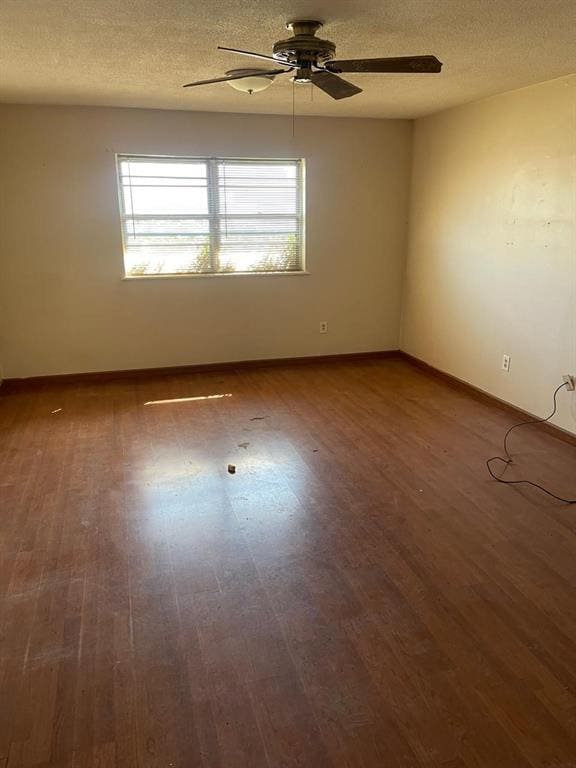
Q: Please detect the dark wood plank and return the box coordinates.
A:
[1,358,576,767]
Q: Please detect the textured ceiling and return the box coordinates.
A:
[1,0,575,119]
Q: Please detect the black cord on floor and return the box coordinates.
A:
[486,382,576,504]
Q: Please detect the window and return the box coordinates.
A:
[116,155,305,277]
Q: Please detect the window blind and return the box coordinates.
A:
[117,155,305,276]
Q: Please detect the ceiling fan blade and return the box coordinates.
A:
[326,56,443,74]
[183,69,287,88]
[310,71,362,100]
[217,46,294,68]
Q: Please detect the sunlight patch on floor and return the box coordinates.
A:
[144,393,232,406]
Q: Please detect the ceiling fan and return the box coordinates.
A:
[183,20,443,100]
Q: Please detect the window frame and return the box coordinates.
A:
[115,153,307,280]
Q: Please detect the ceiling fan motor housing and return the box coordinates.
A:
[273,20,336,74]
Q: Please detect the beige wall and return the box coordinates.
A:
[2,79,574,437]
[0,105,412,378]
[402,76,576,434]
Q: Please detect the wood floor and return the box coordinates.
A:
[1,358,576,768]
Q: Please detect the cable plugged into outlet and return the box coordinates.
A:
[562,374,575,391]
[486,380,576,503]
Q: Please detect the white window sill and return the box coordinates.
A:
[121,271,310,281]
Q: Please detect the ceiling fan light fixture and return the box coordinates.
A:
[225,69,275,94]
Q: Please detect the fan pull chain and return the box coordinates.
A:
[292,79,295,138]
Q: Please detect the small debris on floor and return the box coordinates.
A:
[313,449,318,453]
[238,442,250,449]
[249,416,268,421]
[227,464,236,474]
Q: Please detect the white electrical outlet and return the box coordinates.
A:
[562,374,576,391]
[502,354,511,372]
[319,321,328,334]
